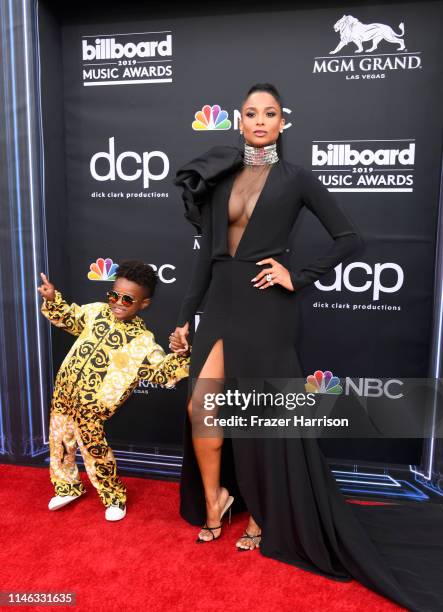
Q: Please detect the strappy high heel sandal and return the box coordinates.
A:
[236,530,262,551]
[196,494,234,543]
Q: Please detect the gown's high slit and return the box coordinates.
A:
[174,144,443,612]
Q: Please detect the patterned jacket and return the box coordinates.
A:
[41,291,190,416]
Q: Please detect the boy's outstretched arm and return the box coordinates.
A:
[137,333,191,388]
[38,272,88,336]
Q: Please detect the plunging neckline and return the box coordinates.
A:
[225,161,278,259]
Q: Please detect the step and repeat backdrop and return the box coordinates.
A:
[3,1,439,471]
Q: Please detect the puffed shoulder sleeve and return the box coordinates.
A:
[173,145,243,233]
[289,167,364,291]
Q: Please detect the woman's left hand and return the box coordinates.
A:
[251,258,294,292]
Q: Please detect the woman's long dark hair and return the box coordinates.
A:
[238,82,285,159]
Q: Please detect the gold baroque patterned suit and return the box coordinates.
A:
[42,291,190,509]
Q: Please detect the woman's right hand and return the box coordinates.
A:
[169,323,190,353]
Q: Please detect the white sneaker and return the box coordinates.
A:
[105,505,126,521]
[48,494,80,511]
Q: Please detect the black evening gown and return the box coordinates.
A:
[173,145,443,612]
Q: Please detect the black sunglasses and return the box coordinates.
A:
[107,290,138,307]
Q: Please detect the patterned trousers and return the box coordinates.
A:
[48,394,126,509]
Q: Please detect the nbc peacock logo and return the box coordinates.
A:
[88,258,119,281]
[192,104,231,130]
[305,370,343,394]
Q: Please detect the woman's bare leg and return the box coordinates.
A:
[188,338,231,541]
[188,338,261,543]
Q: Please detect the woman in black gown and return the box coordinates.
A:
[170,83,443,612]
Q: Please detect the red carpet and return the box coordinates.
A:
[0,464,404,611]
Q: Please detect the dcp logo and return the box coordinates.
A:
[316,262,404,300]
[90,137,169,188]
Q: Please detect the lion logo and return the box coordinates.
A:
[330,15,406,55]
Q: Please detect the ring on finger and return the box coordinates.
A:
[265,273,273,283]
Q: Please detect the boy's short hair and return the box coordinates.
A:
[115,260,158,298]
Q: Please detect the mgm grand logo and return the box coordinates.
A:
[313,15,422,79]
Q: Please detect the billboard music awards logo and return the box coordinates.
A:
[313,15,422,80]
[312,139,415,191]
[82,31,173,86]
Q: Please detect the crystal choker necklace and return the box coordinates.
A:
[243,142,279,165]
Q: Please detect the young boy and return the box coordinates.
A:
[38,260,190,522]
